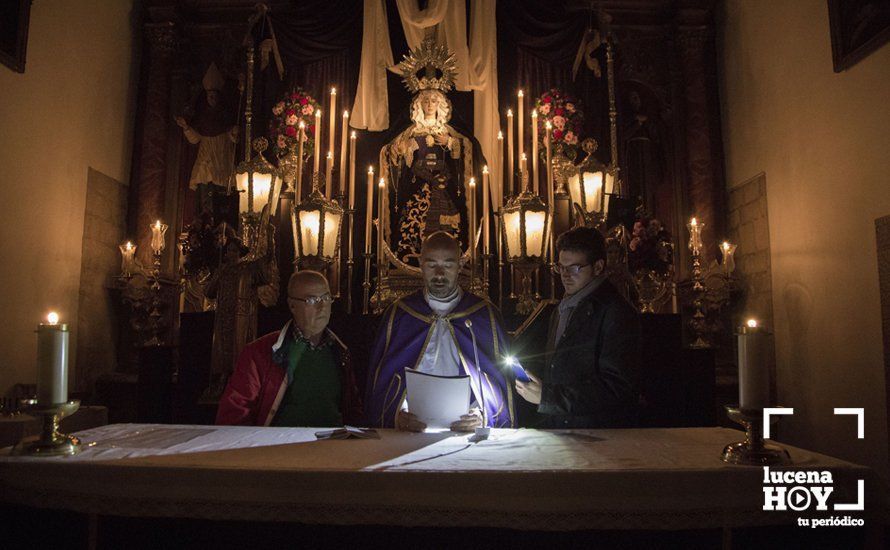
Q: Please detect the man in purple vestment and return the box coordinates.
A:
[365,232,515,431]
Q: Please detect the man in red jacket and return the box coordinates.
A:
[216,270,361,427]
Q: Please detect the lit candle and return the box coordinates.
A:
[721,241,737,275]
[349,131,357,210]
[328,88,337,170]
[520,153,527,182]
[365,167,374,255]
[687,217,703,255]
[469,177,477,272]
[544,121,553,199]
[377,177,386,266]
[497,130,504,201]
[313,110,322,174]
[482,167,490,256]
[339,110,349,197]
[517,90,525,170]
[738,319,769,410]
[150,220,168,254]
[326,151,334,198]
[37,312,69,405]
[119,241,137,277]
[506,110,514,197]
[531,109,539,195]
[296,121,306,201]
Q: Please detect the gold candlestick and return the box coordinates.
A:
[12,400,82,456]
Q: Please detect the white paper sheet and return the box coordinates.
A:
[405,368,470,430]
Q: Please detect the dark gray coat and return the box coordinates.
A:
[526,280,641,428]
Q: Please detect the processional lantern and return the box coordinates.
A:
[292,172,343,271]
[567,138,613,227]
[234,137,283,252]
[502,174,551,315]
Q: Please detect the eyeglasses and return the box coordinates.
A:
[288,293,334,306]
[551,263,590,276]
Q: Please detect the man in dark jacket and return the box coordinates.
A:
[515,226,640,428]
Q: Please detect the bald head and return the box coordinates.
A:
[288,270,329,297]
[420,231,462,260]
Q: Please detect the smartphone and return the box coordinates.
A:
[512,362,532,383]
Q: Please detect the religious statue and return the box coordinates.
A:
[380,37,479,264]
[621,90,663,213]
[175,63,240,217]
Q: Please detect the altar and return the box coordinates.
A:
[1,423,886,548]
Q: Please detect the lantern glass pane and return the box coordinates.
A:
[251,172,273,214]
[298,210,320,256]
[524,210,546,258]
[567,174,581,211]
[322,209,341,257]
[503,209,521,258]
[582,171,603,213]
[603,171,614,216]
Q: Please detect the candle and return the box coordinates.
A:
[721,241,737,275]
[365,167,374,255]
[119,241,137,277]
[328,88,337,170]
[544,121,553,198]
[377,177,386,266]
[339,110,349,197]
[482,166,490,256]
[520,153,527,182]
[687,217,704,255]
[296,121,305,201]
[469,177,477,274]
[497,130,504,201]
[531,109,539,195]
[517,90,525,170]
[150,220,168,254]
[348,131,357,210]
[325,151,334,198]
[37,312,69,405]
[313,110,322,174]
[738,319,769,410]
[506,110,514,197]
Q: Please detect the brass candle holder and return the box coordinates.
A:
[12,400,82,456]
[721,405,791,466]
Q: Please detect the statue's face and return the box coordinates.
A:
[420,93,440,117]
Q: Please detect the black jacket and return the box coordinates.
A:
[517,280,641,429]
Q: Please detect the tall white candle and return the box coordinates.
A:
[328,88,337,168]
[296,121,305,200]
[365,167,374,255]
[687,217,704,255]
[482,166,490,256]
[150,220,167,254]
[339,110,349,197]
[119,241,137,277]
[313,110,322,174]
[517,90,525,170]
[37,312,69,405]
[497,130,504,202]
[506,111,514,197]
[325,151,334,198]
[545,121,553,198]
[377,177,386,266]
[531,109,539,195]
[738,319,769,410]
[349,131,357,210]
[469,177,477,278]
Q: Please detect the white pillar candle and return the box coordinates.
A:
[738,319,769,410]
[469,177,477,272]
[339,110,349,196]
[313,110,322,174]
[150,221,167,254]
[325,151,334,198]
[687,217,703,255]
[377,177,386,265]
[517,90,525,170]
[482,166,490,256]
[296,121,305,200]
[531,109,539,195]
[119,241,137,276]
[365,167,374,255]
[37,312,69,405]
[506,111,514,197]
[497,130,504,201]
[349,132,357,210]
[544,121,553,197]
[328,88,337,168]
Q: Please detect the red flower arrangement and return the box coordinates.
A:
[627,216,674,275]
[269,88,321,158]
[535,88,584,160]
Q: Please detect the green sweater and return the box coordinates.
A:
[271,338,342,427]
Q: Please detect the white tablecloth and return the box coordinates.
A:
[0,424,884,530]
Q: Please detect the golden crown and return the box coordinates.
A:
[399,36,457,94]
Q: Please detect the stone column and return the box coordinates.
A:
[131,22,177,268]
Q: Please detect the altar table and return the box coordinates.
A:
[0,424,884,532]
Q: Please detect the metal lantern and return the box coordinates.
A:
[292,173,344,271]
[568,138,614,227]
[502,181,551,315]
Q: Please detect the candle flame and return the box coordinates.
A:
[368,166,374,174]
[125,241,133,250]
[518,90,524,97]
[482,165,489,174]
[531,110,537,117]
[343,110,349,117]
[507,109,513,116]
[331,87,336,94]
[746,319,758,328]
[327,151,333,159]
[690,217,697,226]
[154,220,161,229]
[722,241,731,251]
[469,177,476,187]
[298,120,305,129]
[378,177,385,188]
[316,110,322,117]
[521,153,527,161]
[47,312,60,325]
[350,131,356,139]
[545,121,552,129]
[497,130,503,139]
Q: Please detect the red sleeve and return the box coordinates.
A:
[216,345,263,425]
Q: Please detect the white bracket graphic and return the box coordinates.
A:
[834,479,865,511]
[763,408,794,440]
[833,408,865,439]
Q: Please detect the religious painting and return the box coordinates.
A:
[0,0,32,73]
[828,0,890,72]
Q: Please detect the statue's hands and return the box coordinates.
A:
[257,284,277,307]
[434,133,449,146]
[175,116,188,129]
